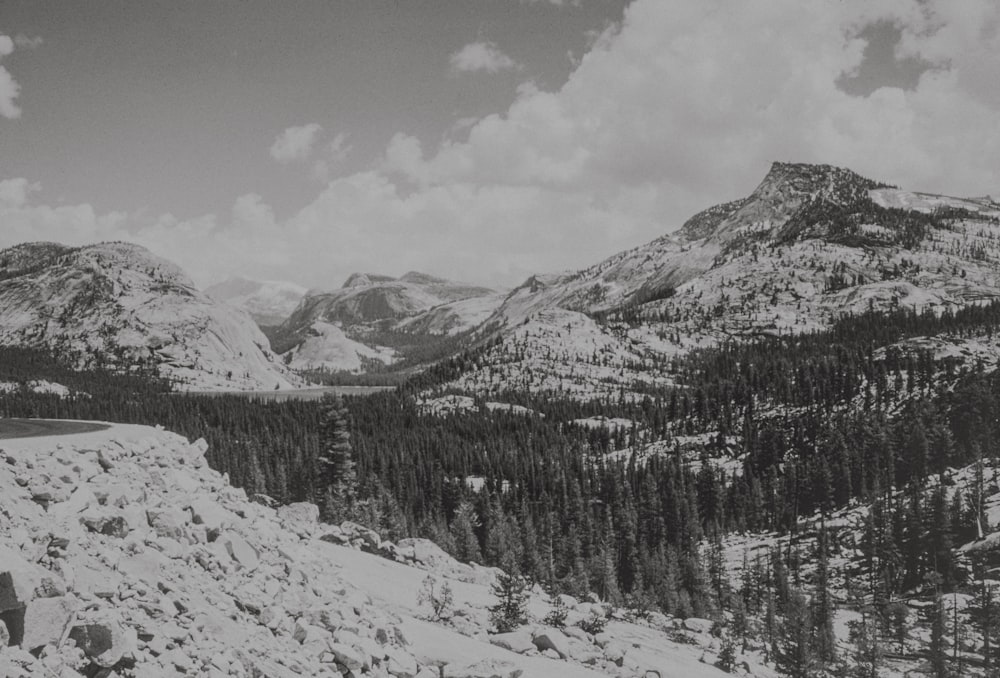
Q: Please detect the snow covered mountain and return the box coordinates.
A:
[0,241,300,391]
[277,271,504,373]
[443,162,1000,399]
[204,276,308,327]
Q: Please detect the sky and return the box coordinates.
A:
[1,0,999,290]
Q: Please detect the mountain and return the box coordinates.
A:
[277,271,504,373]
[205,276,308,327]
[0,241,299,391]
[441,162,1000,399]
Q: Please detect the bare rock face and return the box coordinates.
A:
[0,241,300,391]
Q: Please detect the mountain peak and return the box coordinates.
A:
[752,161,892,203]
[342,272,396,289]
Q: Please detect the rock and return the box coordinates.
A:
[220,532,259,571]
[531,627,570,658]
[0,546,40,612]
[563,625,589,642]
[329,642,366,672]
[0,618,8,646]
[385,646,418,678]
[443,658,524,678]
[69,619,129,668]
[682,617,714,634]
[188,499,235,540]
[277,503,319,531]
[146,508,188,542]
[488,630,535,654]
[603,640,627,665]
[21,596,78,651]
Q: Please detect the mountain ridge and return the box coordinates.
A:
[0,241,299,391]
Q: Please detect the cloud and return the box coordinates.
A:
[449,41,520,74]
[2,0,1000,291]
[0,34,21,119]
[269,123,323,163]
[0,178,39,207]
[311,133,353,183]
[13,34,43,50]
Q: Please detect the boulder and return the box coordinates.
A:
[328,642,365,672]
[189,499,236,539]
[0,546,40,612]
[385,646,418,678]
[146,508,188,542]
[277,503,319,530]
[531,627,570,658]
[443,658,524,678]
[69,618,129,668]
[682,617,714,634]
[488,630,535,654]
[220,532,259,571]
[21,596,78,651]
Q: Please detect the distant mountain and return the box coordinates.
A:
[276,271,504,373]
[204,276,307,327]
[0,241,300,391]
[441,162,1000,399]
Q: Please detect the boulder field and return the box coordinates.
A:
[0,423,738,678]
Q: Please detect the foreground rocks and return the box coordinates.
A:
[0,427,424,678]
[0,423,751,678]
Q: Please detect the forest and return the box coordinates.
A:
[5,300,1000,675]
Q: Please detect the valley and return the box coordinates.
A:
[4,163,1000,678]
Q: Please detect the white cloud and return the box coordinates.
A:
[0,178,39,207]
[449,41,520,74]
[2,0,999,290]
[312,133,353,183]
[0,34,21,119]
[269,123,323,164]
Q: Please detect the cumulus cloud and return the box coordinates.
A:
[0,34,21,119]
[311,133,353,183]
[3,0,999,290]
[269,123,323,163]
[0,178,39,207]
[449,41,520,74]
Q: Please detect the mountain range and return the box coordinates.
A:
[2,162,998,393]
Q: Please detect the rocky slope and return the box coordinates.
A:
[0,242,300,391]
[277,272,503,373]
[205,277,308,328]
[0,423,747,678]
[441,162,1000,400]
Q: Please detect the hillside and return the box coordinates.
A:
[276,272,504,374]
[440,162,1000,400]
[205,277,308,327]
[0,422,745,678]
[0,242,299,391]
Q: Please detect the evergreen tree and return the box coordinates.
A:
[810,524,836,663]
[489,554,529,633]
[775,589,818,678]
[317,394,355,520]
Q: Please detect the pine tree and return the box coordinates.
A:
[451,500,483,564]
[317,393,355,520]
[489,554,529,633]
[928,592,951,678]
[775,589,817,678]
[810,524,836,664]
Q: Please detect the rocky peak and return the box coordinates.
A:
[341,273,396,289]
